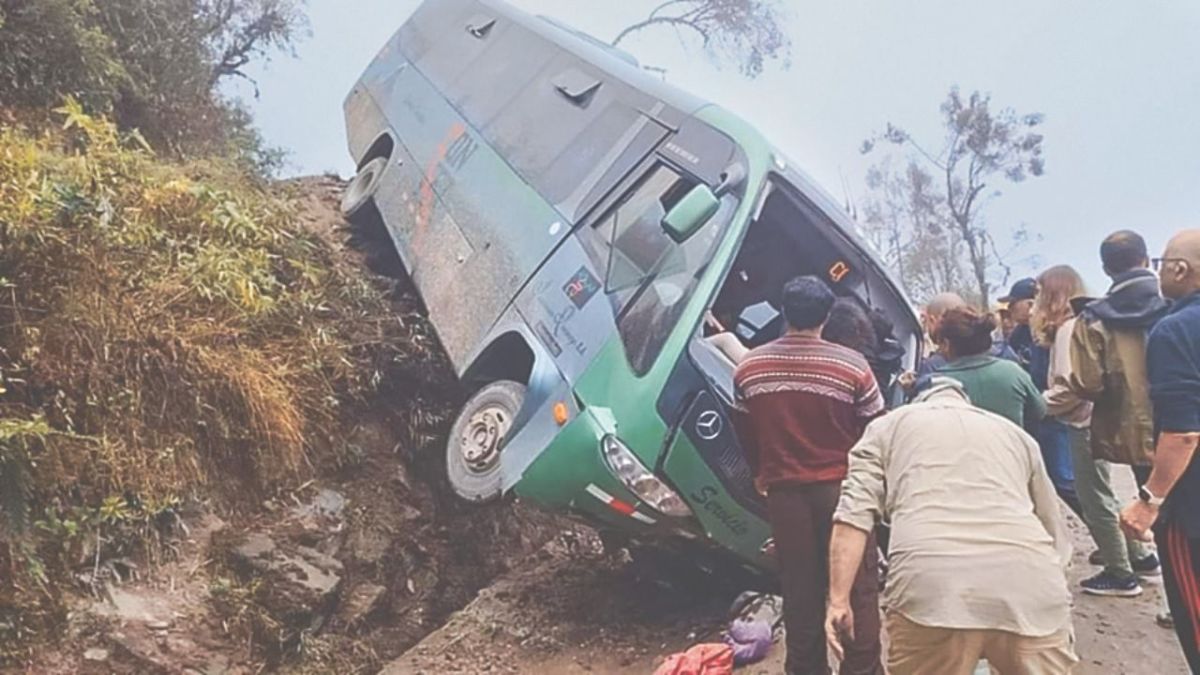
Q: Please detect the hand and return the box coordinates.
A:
[898,370,917,392]
[1120,500,1159,542]
[704,311,725,333]
[825,601,855,662]
[754,476,769,498]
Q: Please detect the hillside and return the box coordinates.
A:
[0,108,565,671]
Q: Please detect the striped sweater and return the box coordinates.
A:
[733,334,884,486]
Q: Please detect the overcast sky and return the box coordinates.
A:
[236,0,1200,295]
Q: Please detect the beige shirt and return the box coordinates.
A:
[1044,317,1093,428]
[834,386,1072,637]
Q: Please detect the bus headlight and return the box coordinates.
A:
[600,435,693,518]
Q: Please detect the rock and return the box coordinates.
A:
[228,531,344,629]
[83,648,109,662]
[94,587,174,628]
[232,532,275,561]
[311,488,347,518]
[337,583,388,627]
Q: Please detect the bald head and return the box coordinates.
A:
[927,293,967,318]
[923,292,966,340]
[1161,229,1200,300]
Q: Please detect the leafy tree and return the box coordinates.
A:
[612,0,791,78]
[0,0,307,173]
[862,87,1046,307]
[0,0,128,112]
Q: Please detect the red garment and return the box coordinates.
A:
[733,335,883,487]
[653,643,734,675]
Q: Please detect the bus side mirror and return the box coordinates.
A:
[662,184,719,243]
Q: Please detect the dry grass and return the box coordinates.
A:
[0,102,451,657]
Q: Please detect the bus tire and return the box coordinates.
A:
[340,156,388,226]
[446,380,526,504]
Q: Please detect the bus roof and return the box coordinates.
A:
[476,0,711,116]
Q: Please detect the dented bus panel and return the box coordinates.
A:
[344,0,921,576]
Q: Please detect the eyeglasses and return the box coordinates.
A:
[1152,257,1189,272]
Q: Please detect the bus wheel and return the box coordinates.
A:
[446,380,525,504]
[340,156,388,226]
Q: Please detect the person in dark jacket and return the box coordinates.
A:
[824,298,878,358]
[1070,232,1172,471]
[1121,229,1200,670]
[1001,278,1039,369]
[1000,277,1084,519]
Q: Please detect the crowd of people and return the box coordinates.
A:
[728,228,1200,674]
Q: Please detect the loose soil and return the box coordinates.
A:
[380,511,1187,674]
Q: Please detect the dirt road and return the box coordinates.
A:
[386,500,1188,674]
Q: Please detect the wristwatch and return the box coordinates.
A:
[1138,485,1166,507]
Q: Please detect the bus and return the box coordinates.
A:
[342,0,921,575]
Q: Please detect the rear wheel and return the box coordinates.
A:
[446,380,526,504]
[341,156,388,225]
[342,156,408,279]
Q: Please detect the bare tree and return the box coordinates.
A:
[860,157,974,304]
[862,87,1046,307]
[204,0,308,89]
[612,0,791,78]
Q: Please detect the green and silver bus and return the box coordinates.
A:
[343,0,921,575]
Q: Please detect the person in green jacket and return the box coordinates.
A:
[934,307,1047,429]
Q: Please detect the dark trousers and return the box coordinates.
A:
[768,483,882,675]
[1157,518,1200,672]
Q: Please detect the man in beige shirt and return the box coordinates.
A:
[825,378,1078,675]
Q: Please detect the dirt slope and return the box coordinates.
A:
[16,177,568,674]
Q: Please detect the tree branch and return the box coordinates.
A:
[613,15,708,46]
[650,0,694,20]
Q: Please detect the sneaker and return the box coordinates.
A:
[1088,550,1104,566]
[1133,553,1162,577]
[1081,571,1143,597]
[1157,612,1175,629]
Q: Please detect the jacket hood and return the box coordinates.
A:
[1084,268,1170,329]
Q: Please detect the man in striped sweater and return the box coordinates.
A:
[733,275,885,675]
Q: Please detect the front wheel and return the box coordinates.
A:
[446,380,526,504]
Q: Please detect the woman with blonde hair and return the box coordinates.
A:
[1025,267,1087,522]
[1032,265,1088,349]
[1039,264,1154,597]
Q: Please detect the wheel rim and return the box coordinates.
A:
[347,167,375,203]
[342,160,382,215]
[459,404,512,473]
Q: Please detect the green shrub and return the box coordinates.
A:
[0,0,306,174]
[0,108,444,653]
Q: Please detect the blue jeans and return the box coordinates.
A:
[1038,419,1084,518]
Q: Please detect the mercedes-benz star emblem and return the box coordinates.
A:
[696,410,723,440]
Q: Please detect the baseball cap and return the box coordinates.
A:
[999,278,1038,303]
